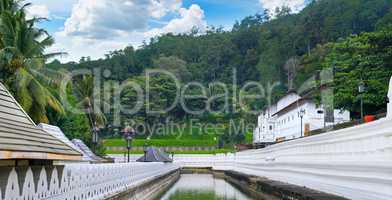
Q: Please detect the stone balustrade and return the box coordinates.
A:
[0,162,178,200]
[174,118,392,200]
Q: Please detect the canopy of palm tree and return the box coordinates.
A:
[0,0,65,123]
[73,75,106,128]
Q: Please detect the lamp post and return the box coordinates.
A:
[358,82,366,122]
[123,125,135,163]
[298,109,305,137]
[213,137,217,150]
[143,143,148,161]
[388,76,392,119]
[92,125,100,153]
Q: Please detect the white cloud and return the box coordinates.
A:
[146,4,207,37]
[260,0,307,14]
[49,31,145,62]
[151,0,182,18]
[27,0,78,14]
[49,1,207,62]
[26,4,50,19]
[63,0,183,39]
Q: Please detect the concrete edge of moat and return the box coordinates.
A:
[180,167,349,200]
[106,169,180,200]
[107,167,349,200]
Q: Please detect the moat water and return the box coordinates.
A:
[158,174,254,200]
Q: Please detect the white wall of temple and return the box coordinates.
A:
[254,102,351,143]
[333,109,351,123]
[253,111,276,143]
[304,103,325,131]
[274,103,311,140]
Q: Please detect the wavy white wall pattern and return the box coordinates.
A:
[174,118,392,200]
[0,163,178,200]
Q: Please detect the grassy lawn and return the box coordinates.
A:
[103,138,218,147]
[105,149,234,155]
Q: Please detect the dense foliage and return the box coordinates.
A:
[0,0,64,122]
[48,0,392,134]
[2,0,392,150]
[0,0,94,150]
[300,30,392,115]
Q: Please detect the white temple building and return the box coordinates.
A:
[253,91,350,144]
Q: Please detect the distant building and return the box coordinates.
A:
[253,91,350,145]
[136,147,172,163]
[0,83,82,166]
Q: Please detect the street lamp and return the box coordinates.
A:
[123,125,135,163]
[92,125,100,153]
[358,82,366,122]
[143,143,148,161]
[298,108,305,137]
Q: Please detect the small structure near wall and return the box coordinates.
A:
[136,147,173,162]
[388,76,392,119]
[72,139,106,163]
[38,123,90,164]
[253,91,350,145]
[0,83,82,166]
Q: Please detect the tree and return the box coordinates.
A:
[275,6,292,18]
[153,56,190,82]
[0,0,65,123]
[298,30,392,116]
[73,75,106,128]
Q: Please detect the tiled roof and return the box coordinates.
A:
[0,82,82,160]
[71,139,104,162]
[37,123,83,154]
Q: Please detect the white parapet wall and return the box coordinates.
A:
[0,162,178,200]
[174,118,392,200]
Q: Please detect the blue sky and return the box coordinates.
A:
[26,0,308,62]
[182,0,262,28]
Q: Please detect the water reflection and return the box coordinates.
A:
[160,174,253,200]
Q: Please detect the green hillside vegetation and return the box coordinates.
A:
[2,0,392,154]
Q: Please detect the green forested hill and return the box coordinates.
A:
[50,0,391,86]
[48,0,392,116]
[3,0,392,150]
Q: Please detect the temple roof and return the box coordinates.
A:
[0,83,82,160]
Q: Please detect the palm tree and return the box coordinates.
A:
[73,75,106,129]
[0,0,65,122]
[0,0,21,13]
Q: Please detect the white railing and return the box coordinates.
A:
[173,154,216,168]
[174,118,392,200]
[0,162,178,200]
